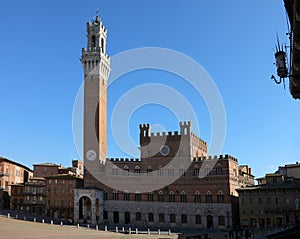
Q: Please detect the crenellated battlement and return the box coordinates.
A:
[191,132,207,146]
[139,121,192,139]
[192,154,238,162]
[81,55,110,77]
[81,48,110,60]
[139,121,208,158]
[108,158,141,162]
[148,131,180,137]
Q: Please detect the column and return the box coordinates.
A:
[98,201,103,224]
[74,193,80,223]
[92,199,96,225]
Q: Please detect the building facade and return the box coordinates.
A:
[80,122,252,229]
[0,156,32,209]
[237,173,300,228]
[23,177,46,215]
[74,15,255,229]
[238,165,255,188]
[10,177,46,215]
[45,174,83,221]
[9,183,24,211]
[278,162,300,179]
[284,0,300,99]
[10,160,83,220]
[33,163,60,178]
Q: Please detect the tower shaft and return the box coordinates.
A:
[81,16,110,163]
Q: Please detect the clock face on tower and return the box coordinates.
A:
[86,149,97,161]
[160,145,170,156]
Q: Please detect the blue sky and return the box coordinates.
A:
[0,0,299,178]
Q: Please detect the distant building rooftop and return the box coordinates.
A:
[45,174,83,180]
[33,162,59,166]
[0,156,32,172]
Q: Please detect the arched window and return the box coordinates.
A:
[170,213,176,223]
[134,166,140,176]
[123,166,129,176]
[135,192,141,201]
[218,215,225,226]
[205,166,211,176]
[159,213,165,222]
[233,168,237,177]
[147,192,153,202]
[113,190,119,200]
[207,215,213,229]
[112,166,118,176]
[181,214,187,223]
[194,191,201,203]
[216,164,223,175]
[206,191,212,203]
[169,191,175,202]
[157,166,163,177]
[179,166,185,177]
[147,166,153,176]
[103,190,108,200]
[101,38,104,52]
[180,191,187,203]
[91,35,96,48]
[136,212,142,222]
[148,212,154,222]
[158,191,164,202]
[218,191,224,203]
[168,167,174,177]
[193,167,200,177]
[124,211,130,224]
[113,211,119,223]
[124,190,130,201]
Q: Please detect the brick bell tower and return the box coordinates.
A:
[81,15,110,164]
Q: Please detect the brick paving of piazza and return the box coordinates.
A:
[0,216,177,239]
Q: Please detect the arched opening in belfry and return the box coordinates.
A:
[79,196,92,223]
[101,38,104,53]
[91,35,96,49]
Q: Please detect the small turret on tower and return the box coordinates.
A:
[180,121,191,136]
[139,124,150,138]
